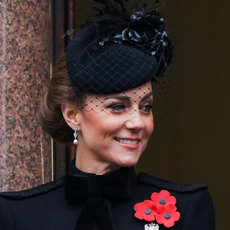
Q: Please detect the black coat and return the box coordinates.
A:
[0,164,215,230]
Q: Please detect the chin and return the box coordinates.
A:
[117,157,140,168]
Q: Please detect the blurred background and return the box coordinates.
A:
[137,1,230,230]
[0,1,229,229]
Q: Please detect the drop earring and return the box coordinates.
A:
[73,127,78,145]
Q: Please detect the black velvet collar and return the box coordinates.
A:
[65,160,137,230]
[65,160,137,202]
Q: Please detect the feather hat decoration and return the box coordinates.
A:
[88,0,162,20]
[66,0,174,95]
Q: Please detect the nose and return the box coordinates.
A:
[125,111,145,130]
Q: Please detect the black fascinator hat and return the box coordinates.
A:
[66,0,174,95]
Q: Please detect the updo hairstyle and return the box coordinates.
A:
[40,52,86,143]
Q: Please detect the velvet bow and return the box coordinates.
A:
[65,167,135,230]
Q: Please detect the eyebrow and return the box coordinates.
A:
[104,92,153,101]
[141,92,153,100]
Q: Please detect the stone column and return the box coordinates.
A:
[0,0,53,191]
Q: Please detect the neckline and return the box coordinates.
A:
[68,159,138,189]
[69,159,95,176]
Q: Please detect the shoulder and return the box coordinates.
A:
[137,172,216,229]
[138,172,208,193]
[0,177,65,200]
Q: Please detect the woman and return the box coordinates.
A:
[0,1,215,230]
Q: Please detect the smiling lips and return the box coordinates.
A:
[114,138,141,148]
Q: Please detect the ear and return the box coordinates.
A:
[61,103,81,130]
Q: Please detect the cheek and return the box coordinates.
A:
[145,116,154,137]
[80,112,121,136]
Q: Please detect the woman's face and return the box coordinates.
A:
[72,82,154,174]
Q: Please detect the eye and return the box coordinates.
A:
[106,103,126,113]
[140,103,153,114]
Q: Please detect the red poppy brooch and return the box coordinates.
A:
[134,190,180,229]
